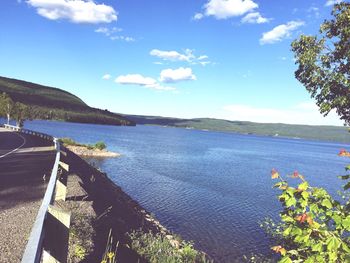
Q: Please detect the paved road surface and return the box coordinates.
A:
[0,128,56,262]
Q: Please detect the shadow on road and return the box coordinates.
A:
[0,151,56,210]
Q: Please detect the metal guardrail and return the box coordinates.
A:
[21,139,61,263]
[3,124,67,262]
[4,124,53,141]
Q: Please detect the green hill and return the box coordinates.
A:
[0,76,134,126]
[124,115,350,143]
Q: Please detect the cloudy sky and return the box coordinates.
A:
[0,0,346,125]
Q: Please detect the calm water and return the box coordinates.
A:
[25,120,349,262]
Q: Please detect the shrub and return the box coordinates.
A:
[95,141,106,150]
[128,230,211,263]
[59,137,79,146]
[59,138,107,151]
[266,150,350,263]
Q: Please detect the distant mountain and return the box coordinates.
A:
[124,115,350,143]
[0,76,134,126]
[1,76,348,142]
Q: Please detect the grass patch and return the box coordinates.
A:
[59,137,107,150]
[67,203,95,263]
[128,230,211,263]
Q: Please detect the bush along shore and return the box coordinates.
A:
[59,137,120,158]
[59,144,211,262]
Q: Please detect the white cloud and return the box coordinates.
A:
[160,67,196,83]
[193,13,204,20]
[150,49,193,62]
[241,12,270,24]
[95,27,122,36]
[260,21,304,45]
[26,0,117,24]
[199,61,211,66]
[95,26,134,42]
[203,0,258,19]
[221,102,343,126]
[102,74,111,80]
[110,35,135,42]
[150,49,211,66]
[307,7,320,18]
[198,55,209,60]
[115,74,176,91]
[116,74,157,86]
[325,0,342,6]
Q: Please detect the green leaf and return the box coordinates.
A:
[338,174,350,179]
[286,188,295,197]
[281,215,294,223]
[274,182,283,188]
[285,197,296,208]
[291,227,302,236]
[342,242,350,253]
[332,214,342,225]
[298,181,309,191]
[329,251,337,262]
[301,191,309,200]
[304,258,314,263]
[342,216,350,230]
[312,243,323,252]
[294,235,304,243]
[279,256,292,263]
[283,227,292,236]
[327,237,340,251]
[321,199,332,209]
[345,165,350,171]
[300,199,308,208]
[287,249,298,256]
[310,203,318,213]
[344,182,350,190]
[315,255,326,263]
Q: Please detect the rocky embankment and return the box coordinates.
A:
[60,146,181,262]
[65,145,120,157]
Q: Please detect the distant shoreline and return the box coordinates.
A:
[138,123,350,144]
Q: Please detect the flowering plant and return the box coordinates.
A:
[269,150,350,263]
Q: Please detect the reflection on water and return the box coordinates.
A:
[25,120,350,262]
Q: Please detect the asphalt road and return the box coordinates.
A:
[0,128,56,262]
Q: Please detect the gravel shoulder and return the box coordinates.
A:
[0,130,55,263]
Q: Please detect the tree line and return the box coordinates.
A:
[0,91,133,127]
[0,92,32,127]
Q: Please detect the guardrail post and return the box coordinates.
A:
[59,161,69,172]
[42,205,70,263]
[55,180,67,202]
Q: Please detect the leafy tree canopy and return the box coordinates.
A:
[0,92,32,127]
[292,3,350,125]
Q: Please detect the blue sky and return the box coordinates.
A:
[0,0,346,125]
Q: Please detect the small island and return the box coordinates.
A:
[59,137,120,157]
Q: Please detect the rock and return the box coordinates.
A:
[65,145,121,158]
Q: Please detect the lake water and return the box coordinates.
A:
[25,120,349,262]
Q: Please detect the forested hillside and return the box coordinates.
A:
[124,115,350,143]
[0,76,134,126]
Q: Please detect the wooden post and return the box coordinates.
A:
[59,161,69,172]
[54,180,67,202]
[42,205,70,263]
